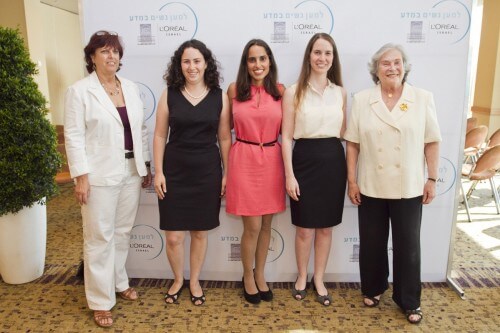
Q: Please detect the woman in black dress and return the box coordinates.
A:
[153,40,231,306]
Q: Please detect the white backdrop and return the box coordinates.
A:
[80,0,472,281]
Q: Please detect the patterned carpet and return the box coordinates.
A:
[0,182,499,332]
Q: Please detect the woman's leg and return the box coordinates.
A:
[241,216,262,294]
[390,196,423,313]
[189,230,208,304]
[81,184,120,311]
[113,163,142,294]
[358,195,390,299]
[312,227,333,297]
[295,226,314,291]
[164,230,185,302]
[254,214,273,291]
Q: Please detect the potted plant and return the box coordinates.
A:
[0,27,61,284]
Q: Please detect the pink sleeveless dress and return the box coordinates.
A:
[225,85,285,216]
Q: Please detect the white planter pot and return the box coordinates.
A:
[0,199,47,284]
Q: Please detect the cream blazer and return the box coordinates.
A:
[344,83,441,199]
[64,72,150,186]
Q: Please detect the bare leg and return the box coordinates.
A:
[189,230,208,305]
[241,216,262,294]
[164,231,185,303]
[254,214,273,291]
[313,227,333,299]
[295,226,314,291]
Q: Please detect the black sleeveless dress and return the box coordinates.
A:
[159,87,222,231]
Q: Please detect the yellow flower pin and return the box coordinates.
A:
[399,103,408,111]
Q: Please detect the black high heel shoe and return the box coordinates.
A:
[242,277,261,304]
[311,275,332,306]
[253,269,273,301]
[256,283,273,302]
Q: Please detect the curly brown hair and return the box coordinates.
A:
[163,39,221,89]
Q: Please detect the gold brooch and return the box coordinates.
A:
[399,103,408,111]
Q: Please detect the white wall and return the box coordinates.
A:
[42,4,84,125]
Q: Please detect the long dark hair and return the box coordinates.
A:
[235,39,281,102]
[294,33,343,109]
[163,39,221,89]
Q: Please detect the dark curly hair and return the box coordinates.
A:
[235,39,281,102]
[84,30,123,74]
[163,39,221,89]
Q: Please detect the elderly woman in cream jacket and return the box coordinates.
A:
[344,43,441,325]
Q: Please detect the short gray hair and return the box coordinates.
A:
[368,43,411,84]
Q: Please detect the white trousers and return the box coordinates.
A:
[81,159,142,310]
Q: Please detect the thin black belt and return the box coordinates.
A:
[236,138,278,147]
[125,151,134,159]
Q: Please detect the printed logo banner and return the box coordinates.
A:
[81,0,472,282]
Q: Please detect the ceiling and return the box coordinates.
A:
[40,0,79,14]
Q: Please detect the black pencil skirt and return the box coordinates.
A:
[290,137,347,228]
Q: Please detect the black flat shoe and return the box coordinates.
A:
[405,308,423,324]
[164,279,184,304]
[311,275,332,306]
[363,295,381,308]
[242,277,261,304]
[291,276,307,301]
[189,288,206,306]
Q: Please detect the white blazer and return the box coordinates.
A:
[344,83,442,199]
[64,72,150,186]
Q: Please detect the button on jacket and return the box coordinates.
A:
[344,83,442,199]
[64,72,150,185]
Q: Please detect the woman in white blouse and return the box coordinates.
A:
[282,33,347,306]
[344,43,441,324]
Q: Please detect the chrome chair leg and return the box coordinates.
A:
[466,180,479,199]
[489,177,500,214]
[461,181,472,222]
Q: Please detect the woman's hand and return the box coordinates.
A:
[422,180,436,204]
[348,181,362,205]
[142,167,152,188]
[286,175,300,201]
[220,175,227,197]
[74,174,90,205]
[154,172,167,200]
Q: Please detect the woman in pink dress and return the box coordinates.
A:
[225,39,285,304]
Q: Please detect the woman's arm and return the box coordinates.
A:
[226,82,236,130]
[153,88,170,199]
[346,141,361,205]
[64,86,90,205]
[281,87,300,201]
[218,92,232,197]
[340,86,347,139]
[423,141,439,204]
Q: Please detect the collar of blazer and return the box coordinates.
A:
[87,71,135,124]
[368,82,415,130]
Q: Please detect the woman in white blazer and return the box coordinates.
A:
[64,31,151,328]
[344,43,441,324]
